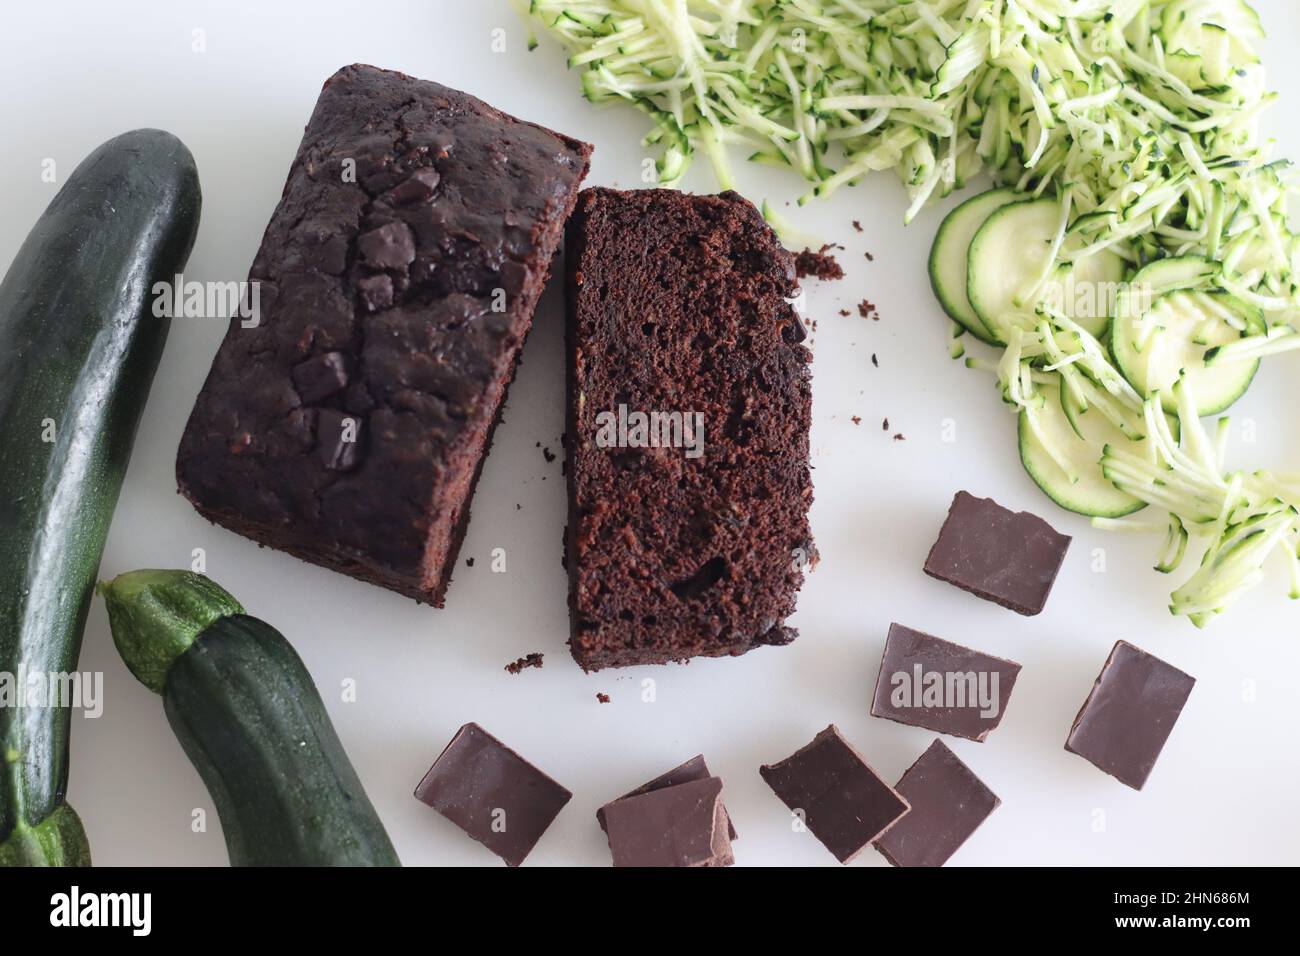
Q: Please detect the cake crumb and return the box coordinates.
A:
[794,245,844,281]
[857,298,879,320]
[596,692,611,704]
[838,309,850,317]
[542,446,556,463]
[882,418,890,430]
[851,415,862,426]
[852,220,864,233]
[864,250,875,261]
[466,557,475,567]
[871,354,879,367]
[893,433,907,442]
[505,653,544,675]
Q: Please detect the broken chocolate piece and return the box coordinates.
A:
[870,623,1021,742]
[759,725,909,864]
[357,220,416,271]
[385,166,441,205]
[291,351,349,403]
[1065,641,1195,790]
[874,739,1000,867]
[316,408,362,471]
[601,776,733,867]
[924,490,1071,615]
[356,273,393,312]
[498,259,529,296]
[596,754,737,840]
[413,722,571,867]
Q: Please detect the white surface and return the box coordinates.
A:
[2,0,1299,867]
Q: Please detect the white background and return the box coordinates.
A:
[2,1,1299,866]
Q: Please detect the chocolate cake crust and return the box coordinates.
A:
[564,187,813,670]
[176,64,591,604]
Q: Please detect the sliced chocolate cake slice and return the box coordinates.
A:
[564,188,813,670]
[176,64,591,605]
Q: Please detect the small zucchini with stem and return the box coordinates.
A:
[99,570,400,867]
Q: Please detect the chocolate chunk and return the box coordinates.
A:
[870,623,1022,742]
[291,351,349,403]
[318,235,349,275]
[1065,641,1195,790]
[498,259,529,296]
[785,311,808,344]
[357,221,416,271]
[759,725,909,864]
[874,740,1000,867]
[413,723,571,867]
[316,408,362,471]
[755,624,798,647]
[601,776,733,867]
[356,273,393,312]
[924,490,1071,615]
[596,754,737,840]
[385,166,441,205]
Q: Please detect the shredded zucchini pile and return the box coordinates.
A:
[520,0,1300,626]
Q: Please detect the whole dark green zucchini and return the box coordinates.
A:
[0,130,201,867]
[99,571,400,867]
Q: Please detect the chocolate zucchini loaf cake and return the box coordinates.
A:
[177,65,591,604]
[565,188,813,670]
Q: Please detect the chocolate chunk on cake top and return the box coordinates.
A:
[564,187,813,669]
[596,754,737,840]
[600,775,734,867]
[871,622,1022,742]
[874,739,1000,868]
[1065,641,1195,790]
[414,723,571,867]
[760,725,909,864]
[176,64,591,605]
[924,491,1071,615]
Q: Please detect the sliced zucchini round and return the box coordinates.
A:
[1160,1,1263,57]
[1043,243,1126,340]
[928,186,1020,344]
[967,196,1059,344]
[1018,381,1149,519]
[1111,282,1262,416]
[1124,255,1220,295]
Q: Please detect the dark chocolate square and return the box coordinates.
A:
[924,491,1071,615]
[414,723,571,866]
[1065,641,1195,790]
[871,622,1022,741]
[759,725,910,864]
[874,739,1000,867]
[597,754,737,840]
[600,776,733,867]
